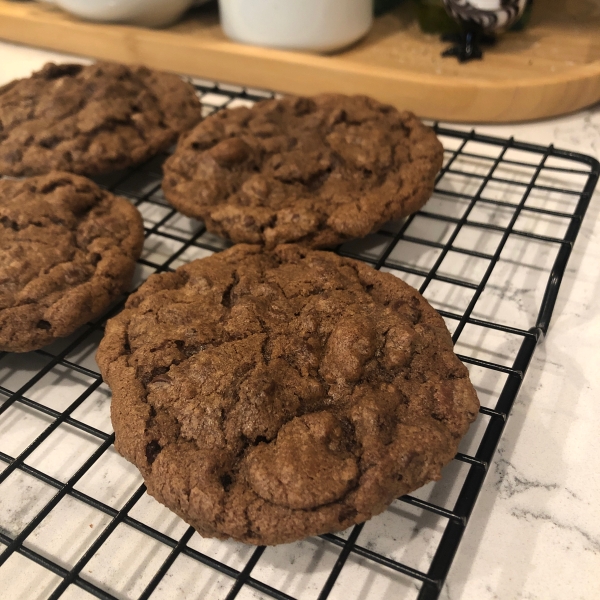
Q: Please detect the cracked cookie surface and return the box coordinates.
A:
[0,61,202,177]
[97,244,479,545]
[0,172,144,352]
[162,94,444,249]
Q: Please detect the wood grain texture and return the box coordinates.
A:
[0,0,598,123]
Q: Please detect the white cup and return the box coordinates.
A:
[39,0,210,28]
[219,0,374,52]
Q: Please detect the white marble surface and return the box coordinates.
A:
[0,40,598,600]
[438,103,600,600]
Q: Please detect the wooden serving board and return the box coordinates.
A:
[0,0,598,123]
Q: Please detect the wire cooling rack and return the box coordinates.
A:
[0,79,598,600]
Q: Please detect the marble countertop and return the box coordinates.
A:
[0,40,598,600]
[437,96,600,600]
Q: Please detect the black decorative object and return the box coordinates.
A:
[441,0,528,62]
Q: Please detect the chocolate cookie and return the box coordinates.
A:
[97,244,479,545]
[0,172,144,352]
[0,61,202,177]
[162,94,443,248]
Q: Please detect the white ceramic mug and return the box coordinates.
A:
[219,0,374,52]
[39,0,210,28]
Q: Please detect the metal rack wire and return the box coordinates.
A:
[0,80,598,600]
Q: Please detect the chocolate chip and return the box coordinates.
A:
[145,440,162,464]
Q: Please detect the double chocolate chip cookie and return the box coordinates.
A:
[0,172,144,352]
[97,244,479,545]
[0,61,202,177]
[162,94,444,248]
